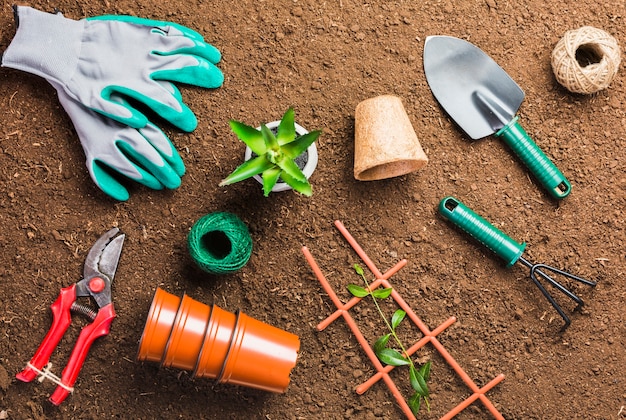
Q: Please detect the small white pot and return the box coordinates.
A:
[244,120,319,193]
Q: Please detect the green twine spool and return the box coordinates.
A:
[188,212,253,275]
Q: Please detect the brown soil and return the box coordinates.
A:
[1,1,625,419]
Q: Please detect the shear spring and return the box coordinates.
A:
[70,302,98,321]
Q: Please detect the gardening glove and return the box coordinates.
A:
[53,82,186,201]
[2,5,223,132]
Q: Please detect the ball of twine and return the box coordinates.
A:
[188,212,253,275]
[551,26,621,94]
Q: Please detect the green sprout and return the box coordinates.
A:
[219,108,321,196]
[348,264,432,416]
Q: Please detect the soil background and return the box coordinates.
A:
[0,0,625,419]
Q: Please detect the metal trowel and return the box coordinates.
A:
[423,35,571,199]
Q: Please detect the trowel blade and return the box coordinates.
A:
[423,35,525,140]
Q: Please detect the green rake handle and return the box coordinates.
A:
[496,117,571,199]
[438,196,526,267]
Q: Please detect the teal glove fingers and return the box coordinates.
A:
[136,124,186,178]
[85,121,185,200]
[2,6,223,132]
[91,159,164,202]
[100,81,198,132]
[89,123,186,201]
[115,138,183,189]
[83,19,223,130]
[53,80,185,200]
[150,54,224,89]
[88,15,205,43]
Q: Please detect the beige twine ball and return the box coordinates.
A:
[551,26,621,94]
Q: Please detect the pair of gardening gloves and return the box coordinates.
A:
[1,6,224,201]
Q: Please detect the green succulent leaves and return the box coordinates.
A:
[219,108,321,196]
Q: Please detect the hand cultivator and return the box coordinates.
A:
[439,196,596,329]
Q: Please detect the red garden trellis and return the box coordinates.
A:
[302,220,505,419]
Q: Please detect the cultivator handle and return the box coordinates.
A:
[495,117,571,199]
[438,196,526,267]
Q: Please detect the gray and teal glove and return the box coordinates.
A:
[54,84,185,201]
[1,6,224,200]
[2,6,223,132]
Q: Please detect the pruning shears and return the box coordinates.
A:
[16,228,125,405]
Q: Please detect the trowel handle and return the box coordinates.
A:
[438,196,526,267]
[496,117,571,199]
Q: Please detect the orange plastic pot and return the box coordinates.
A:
[217,311,300,393]
[193,305,237,379]
[137,288,300,393]
[161,294,212,371]
[137,287,181,363]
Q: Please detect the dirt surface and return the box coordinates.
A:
[1,1,625,419]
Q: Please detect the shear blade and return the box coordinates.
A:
[83,228,125,282]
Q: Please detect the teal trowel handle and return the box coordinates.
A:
[438,196,526,267]
[496,117,571,199]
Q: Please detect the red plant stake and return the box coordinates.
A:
[302,220,505,420]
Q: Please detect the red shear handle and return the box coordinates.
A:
[49,303,116,405]
[16,285,76,383]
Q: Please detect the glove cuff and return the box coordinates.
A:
[1,6,83,85]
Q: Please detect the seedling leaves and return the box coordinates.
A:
[391,309,406,330]
[353,264,365,276]
[347,284,369,298]
[276,155,308,183]
[260,124,279,152]
[222,108,319,196]
[419,360,431,382]
[408,392,422,416]
[377,348,410,366]
[280,171,313,196]
[281,130,321,158]
[374,333,391,355]
[219,155,274,186]
[371,287,393,299]
[262,166,281,197]
[410,364,429,397]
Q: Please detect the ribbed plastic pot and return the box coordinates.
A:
[161,293,211,371]
[137,287,181,363]
[217,311,300,393]
[193,304,238,379]
[137,288,300,393]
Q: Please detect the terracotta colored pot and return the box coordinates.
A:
[137,288,300,393]
[193,304,237,379]
[217,311,300,393]
[137,287,181,363]
[161,294,211,371]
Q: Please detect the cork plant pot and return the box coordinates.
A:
[354,95,428,181]
[244,121,318,193]
[137,288,300,393]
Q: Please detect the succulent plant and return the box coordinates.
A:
[219,108,321,196]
